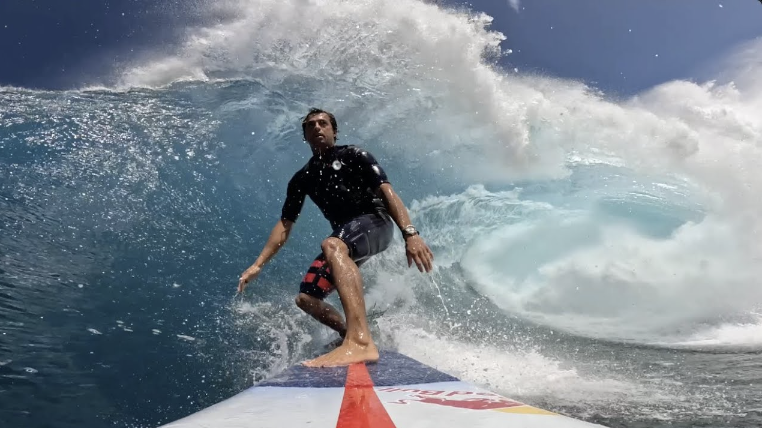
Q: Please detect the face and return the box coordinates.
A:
[303,113,336,149]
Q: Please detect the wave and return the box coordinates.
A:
[9,0,762,351]
[3,3,762,424]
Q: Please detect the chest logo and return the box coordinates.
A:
[331,160,342,171]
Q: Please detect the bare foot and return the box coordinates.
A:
[303,340,379,367]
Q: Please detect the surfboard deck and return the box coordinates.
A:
[160,350,607,428]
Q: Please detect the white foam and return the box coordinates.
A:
[232,300,314,380]
[377,318,667,411]
[114,0,762,187]
[113,1,762,203]
[388,178,762,348]
[114,0,569,180]
[463,216,762,344]
[670,316,762,349]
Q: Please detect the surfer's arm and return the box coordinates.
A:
[239,173,304,293]
[377,183,434,273]
[253,219,294,267]
[377,183,414,234]
[238,219,294,293]
[251,173,304,271]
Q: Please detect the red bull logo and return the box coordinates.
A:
[378,387,523,411]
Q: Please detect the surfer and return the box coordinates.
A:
[237,108,434,367]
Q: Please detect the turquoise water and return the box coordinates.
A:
[2,1,762,427]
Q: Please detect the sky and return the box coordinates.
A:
[0,0,760,94]
[467,0,762,96]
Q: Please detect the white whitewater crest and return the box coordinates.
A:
[116,0,762,354]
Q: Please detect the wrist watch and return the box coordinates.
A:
[402,225,419,238]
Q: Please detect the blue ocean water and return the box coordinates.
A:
[2,1,762,427]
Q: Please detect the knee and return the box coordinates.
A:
[295,293,312,310]
[321,237,348,259]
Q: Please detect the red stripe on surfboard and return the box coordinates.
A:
[336,363,397,428]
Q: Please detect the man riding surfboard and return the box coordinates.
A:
[238,108,434,367]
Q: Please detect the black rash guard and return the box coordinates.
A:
[281,145,390,230]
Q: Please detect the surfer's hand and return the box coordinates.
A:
[238,265,262,294]
[405,235,434,273]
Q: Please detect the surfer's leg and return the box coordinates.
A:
[295,292,346,338]
[302,237,378,367]
[297,254,347,338]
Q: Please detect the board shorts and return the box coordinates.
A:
[299,211,394,300]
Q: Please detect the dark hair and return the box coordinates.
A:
[301,108,338,140]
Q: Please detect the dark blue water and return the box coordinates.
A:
[2,2,762,427]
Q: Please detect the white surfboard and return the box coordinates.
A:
[160,350,607,428]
